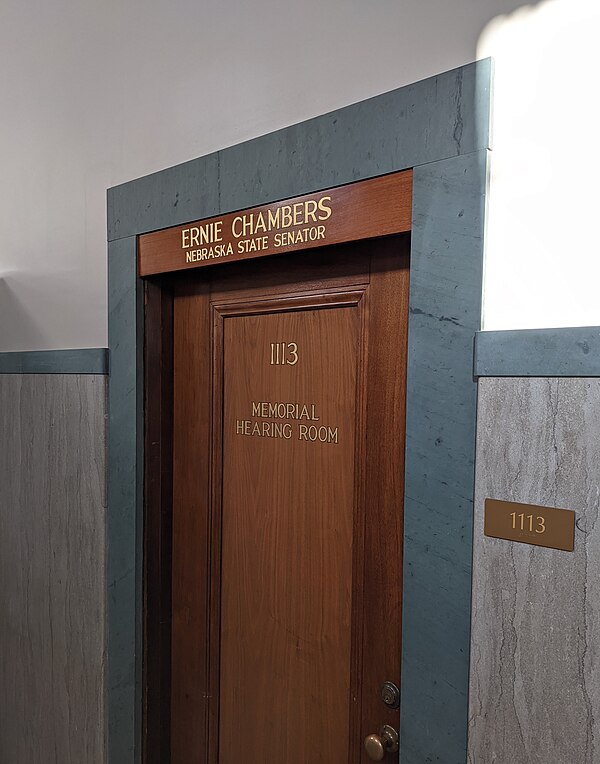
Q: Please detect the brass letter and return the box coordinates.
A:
[280,205,293,228]
[255,211,267,233]
[318,196,332,220]
[268,208,280,229]
[232,216,243,237]
[304,199,318,223]
[243,214,254,237]
[199,224,210,244]
[293,202,303,226]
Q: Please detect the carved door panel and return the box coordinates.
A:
[170,236,409,763]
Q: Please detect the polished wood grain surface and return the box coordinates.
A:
[139,171,412,276]
[360,239,409,754]
[218,300,361,763]
[164,235,409,762]
[170,279,212,764]
[143,279,174,764]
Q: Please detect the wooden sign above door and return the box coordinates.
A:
[138,170,412,276]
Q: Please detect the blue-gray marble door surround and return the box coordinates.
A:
[107,60,491,764]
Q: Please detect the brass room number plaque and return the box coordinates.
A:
[484,498,575,552]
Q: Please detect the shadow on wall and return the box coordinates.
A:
[479,0,600,331]
[0,271,106,352]
[0,276,48,351]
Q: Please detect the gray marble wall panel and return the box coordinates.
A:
[469,377,600,764]
[0,374,106,764]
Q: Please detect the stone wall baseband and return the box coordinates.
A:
[475,328,600,378]
[0,349,109,375]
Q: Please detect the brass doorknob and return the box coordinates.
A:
[364,725,399,760]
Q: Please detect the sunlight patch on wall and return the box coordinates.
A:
[479,0,600,330]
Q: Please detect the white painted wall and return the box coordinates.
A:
[0,0,586,350]
[480,0,600,330]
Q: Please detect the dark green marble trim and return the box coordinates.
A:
[107,236,144,762]
[475,328,600,377]
[401,150,486,762]
[0,348,109,374]
[107,59,492,764]
[107,61,492,242]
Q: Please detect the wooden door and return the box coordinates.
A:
[167,235,409,763]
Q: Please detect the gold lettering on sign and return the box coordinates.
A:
[510,512,546,534]
[185,243,233,263]
[139,171,414,277]
[270,342,298,366]
[179,194,334,266]
[273,226,325,247]
[251,401,318,420]
[484,498,575,552]
[231,196,331,239]
[181,220,223,248]
[236,420,293,440]
[298,424,339,444]
[235,401,339,445]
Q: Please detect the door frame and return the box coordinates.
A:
[107,59,491,764]
[144,227,411,764]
